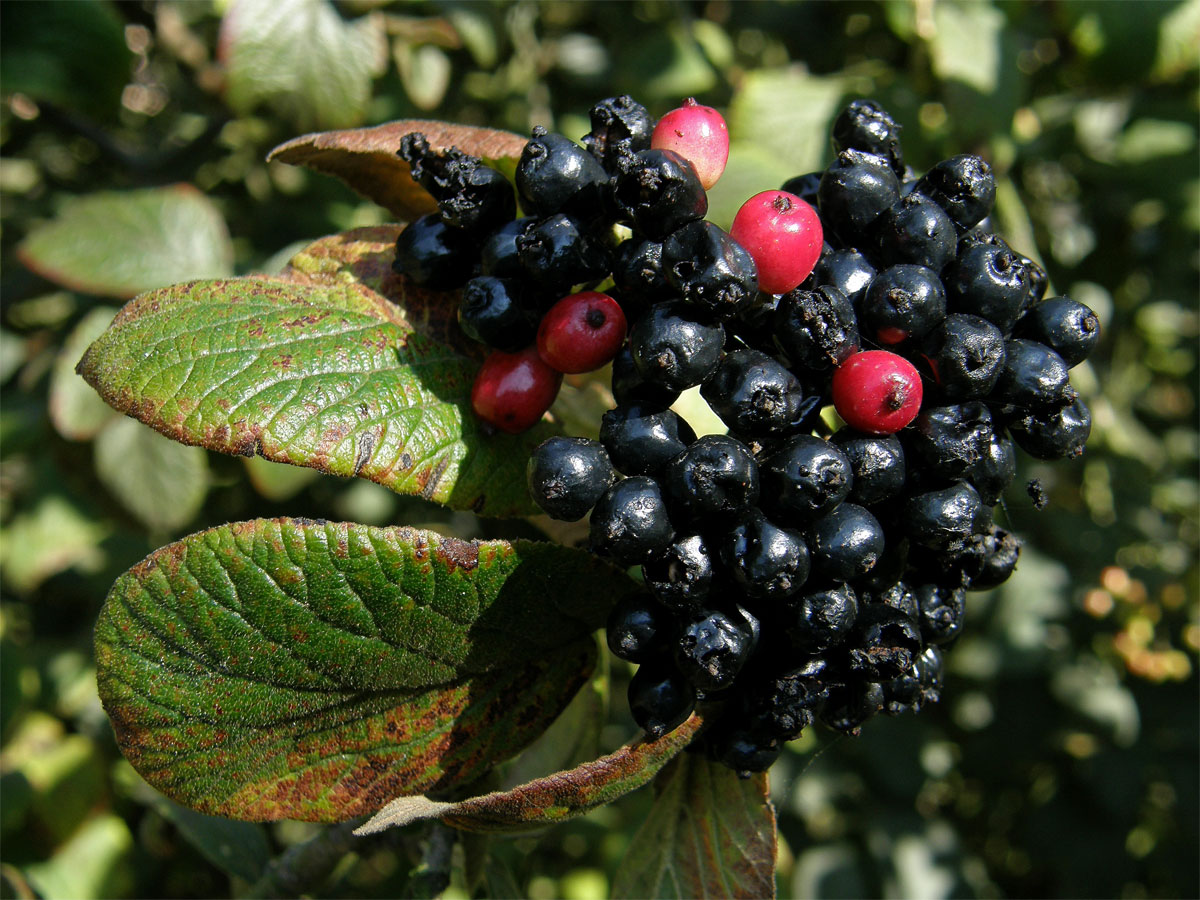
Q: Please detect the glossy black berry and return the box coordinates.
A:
[527,436,616,521]
[760,435,853,525]
[872,581,920,623]
[810,247,876,310]
[612,148,708,240]
[903,481,982,552]
[628,301,725,392]
[915,154,996,232]
[968,430,1017,505]
[920,313,1006,399]
[714,729,783,777]
[780,171,822,206]
[392,214,476,289]
[860,264,947,346]
[1015,297,1101,368]
[612,238,673,311]
[515,127,610,220]
[628,661,696,737]
[676,609,755,691]
[869,193,957,272]
[516,214,610,292]
[991,339,1075,411]
[662,220,759,320]
[831,99,905,178]
[480,216,535,279]
[700,348,814,437]
[818,148,901,245]
[905,402,995,482]
[721,511,811,602]
[606,593,675,663]
[831,430,906,506]
[821,678,886,734]
[642,534,714,614]
[599,404,696,476]
[589,476,675,566]
[458,276,537,351]
[582,94,655,172]
[808,502,885,582]
[914,583,966,645]
[610,345,680,408]
[944,242,1031,332]
[773,284,860,371]
[965,526,1021,590]
[885,645,943,714]
[663,435,760,525]
[786,582,859,650]
[1008,396,1091,460]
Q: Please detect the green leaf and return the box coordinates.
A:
[17,186,234,299]
[355,715,703,835]
[94,518,635,822]
[49,307,121,441]
[219,0,387,131]
[0,495,109,594]
[78,226,554,516]
[151,797,271,883]
[928,0,1004,94]
[727,69,846,178]
[610,754,777,899]
[268,121,527,222]
[22,814,134,900]
[93,417,210,534]
[0,0,131,118]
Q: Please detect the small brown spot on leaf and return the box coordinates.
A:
[435,537,479,572]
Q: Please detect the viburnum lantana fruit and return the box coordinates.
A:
[729,190,824,294]
[831,349,923,434]
[650,98,730,190]
[470,346,562,434]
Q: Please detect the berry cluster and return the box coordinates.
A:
[396,96,1099,777]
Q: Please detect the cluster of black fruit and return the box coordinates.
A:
[395,96,1099,776]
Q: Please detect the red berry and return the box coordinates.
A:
[831,350,923,435]
[729,190,823,294]
[471,346,563,433]
[537,291,627,374]
[650,98,729,190]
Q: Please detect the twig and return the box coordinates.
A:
[248,819,364,899]
[406,822,458,899]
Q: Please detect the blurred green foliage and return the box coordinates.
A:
[1,1,1196,898]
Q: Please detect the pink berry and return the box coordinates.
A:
[537,291,627,374]
[650,98,729,190]
[471,346,562,434]
[831,350,923,435]
[729,191,823,295]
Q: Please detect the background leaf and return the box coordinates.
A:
[49,307,120,441]
[219,0,387,131]
[93,417,210,534]
[17,186,234,299]
[150,797,271,883]
[268,120,527,221]
[611,754,777,900]
[95,518,636,822]
[78,227,553,517]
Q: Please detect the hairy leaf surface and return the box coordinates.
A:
[611,754,777,899]
[78,227,551,516]
[95,518,635,822]
[268,120,526,220]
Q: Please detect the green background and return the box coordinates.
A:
[1,1,1196,897]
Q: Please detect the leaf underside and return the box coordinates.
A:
[77,226,553,517]
[356,714,705,835]
[611,754,777,899]
[95,518,636,822]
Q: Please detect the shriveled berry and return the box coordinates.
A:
[600,404,696,476]
[1015,296,1101,368]
[612,238,673,310]
[904,402,994,482]
[848,603,923,680]
[398,134,516,235]
[831,350,923,435]
[612,148,708,240]
[1008,396,1091,460]
[774,285,860,371]
[589,476,676,566]
[730,191,824,294]
[527,436,615,521]
[676,609,755,691]
[583,95,655,172]
[663,434,760,525]
[786,582,859,650]
[642,534,714,614]
[537,291,627,374]
[721,511,811,601]
[914,583,966,645]
[662,220,759,319]
[808,502,885,582]
[651,98,730,190]
[471,346,561,433]
[628,661,695,737]
[831,99,905,178]
[628,301,725,392]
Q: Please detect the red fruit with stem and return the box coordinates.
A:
[537,291,627,374]
[832,350,923,435]
[729,190,824,294]
[471,346,563,433]
[651,98,730,190]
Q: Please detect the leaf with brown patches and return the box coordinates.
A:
[610,754,777,899]
[268,120,527,220]
[77,227,551,517]
[355,715,704,835]
[94,518,640,823]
